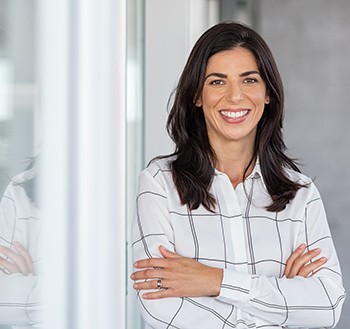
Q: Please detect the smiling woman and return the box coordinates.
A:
[131,21,345,329]
[196,47,269,176]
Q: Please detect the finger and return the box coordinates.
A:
[13,242,35,274]
[286,248,321,278]
[159,245,182,259]
[287,249,320,278]
[142,287,175,300]
[0,257,11,274]
[133,256,171,269]
[0,256,21,274]
[131,268,165,281]
[133,279,159,291]
[298,257,327,277]
[0,246,30,275]
[284,244,306,277]
[133,278,170,291]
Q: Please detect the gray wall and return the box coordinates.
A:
[258,1,350,326]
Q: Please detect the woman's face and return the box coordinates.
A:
[196,47,269,150]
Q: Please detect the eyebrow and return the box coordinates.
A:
[205,70,261,80]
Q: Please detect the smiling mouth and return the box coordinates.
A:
[220,110,249,119]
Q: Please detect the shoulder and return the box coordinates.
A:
[284,167,313,185]
[0,167,38,223]
[284,167,321,201]
[11,167,36,185]
[2,167,36,199]
[143,156,173,179]
[138,157,176,193]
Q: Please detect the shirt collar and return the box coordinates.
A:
[214,158,265,185]
[250,159,262,178]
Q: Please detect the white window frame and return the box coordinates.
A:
[39,0,127,327]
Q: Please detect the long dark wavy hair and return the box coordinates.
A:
[165,22,306,212]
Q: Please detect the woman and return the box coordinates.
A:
[131,22,345,328]
[0,160,41,327]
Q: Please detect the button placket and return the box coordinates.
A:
[215,173,248,272]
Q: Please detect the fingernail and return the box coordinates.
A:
[320,257,327,262]
[133,261,138,267]
[298,244,306,249]
[130,273,134,279]
[314,248,321,253]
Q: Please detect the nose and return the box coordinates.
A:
[226,83,243,102]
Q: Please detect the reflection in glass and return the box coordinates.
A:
[0,0,41,328]
[0,160,41,327]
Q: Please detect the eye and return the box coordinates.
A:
[209,79,225,86]
[243,77,258,84]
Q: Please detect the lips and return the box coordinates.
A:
[220,110,249,119]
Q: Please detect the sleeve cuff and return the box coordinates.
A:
[216,269,252,305]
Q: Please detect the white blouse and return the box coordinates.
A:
[0,168,42,328]
[132,157,345,329]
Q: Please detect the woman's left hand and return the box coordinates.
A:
[284,244,327,278]
[131,246,223,299]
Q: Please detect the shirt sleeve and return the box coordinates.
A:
[216,182,346,328]
[132,168,243,329]
[0,274,41,326]
[0,184,42,326]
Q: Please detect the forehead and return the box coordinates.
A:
[206,47,258,72]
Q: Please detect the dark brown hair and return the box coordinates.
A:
[165,22,305,212]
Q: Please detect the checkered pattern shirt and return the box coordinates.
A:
[0,168,42,328]
[132,157,345,329]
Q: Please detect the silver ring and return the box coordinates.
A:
[157,278,162,289]
[0,263,10,275]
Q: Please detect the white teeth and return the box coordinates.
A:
[220,110,248,119]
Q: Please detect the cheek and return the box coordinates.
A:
[253,92,269,108]
[202,91,224,108]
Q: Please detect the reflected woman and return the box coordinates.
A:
[131,22,345,328]
[0,159,41,328]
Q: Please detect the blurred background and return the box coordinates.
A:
[0,0,348,328]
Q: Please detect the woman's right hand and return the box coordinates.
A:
[0,242,35,275]
[284,243,327,278]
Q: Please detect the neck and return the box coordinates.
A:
[213,141,256,188]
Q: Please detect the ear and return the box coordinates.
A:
[265,95,270,104]
[194,97,202,107]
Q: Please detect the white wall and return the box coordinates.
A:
[144,0,219,164]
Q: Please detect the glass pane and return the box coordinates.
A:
[126,0,144,327]
[0,0,37,193]
[0,0,40,328]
